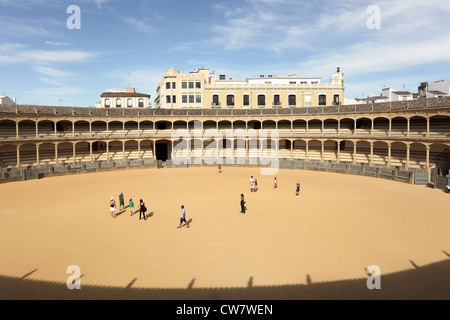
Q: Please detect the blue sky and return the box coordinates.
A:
[1,0,450,107]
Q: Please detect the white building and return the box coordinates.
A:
[419,79,450,99]
[0,96,16,104]
[96,88,151,108]
[381,88,414,102]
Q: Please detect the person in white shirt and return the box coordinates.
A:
[178,205,189,228]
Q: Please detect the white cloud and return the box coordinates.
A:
[120,17,154,34]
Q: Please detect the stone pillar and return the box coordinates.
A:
[426,145,430,168]
[426,118,430,137]
[306,120,309,135]
[36,145,40,167]
[90,142,93,163]
[337,141,341,163]
[16,145,20,167]
[321,140,324,162]
[388,119,392,137]
[371,119,374,136]
[138,141,141,160]
[54,121,57,137]
[305,141,309,162]
[338,120,341,135]
[321,121,324,135]
[72,122,75,137]
[407,118,410,137]
[106,121,109,136]
[138,122,141,136]
[15,122,19,139]
[406,145,410,169]
[388,143,392,167]
[353,142,357,164]
[152,141,156,160]
[122,141,125,161]
[106,142,110,162]
[369,142,374,166]
[35,121,39,137]
[73,143,76,163]
[89,121,92,137]
[290,141,294,161]
[55,143,59,165]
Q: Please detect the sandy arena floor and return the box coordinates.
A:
[0,166,449,299]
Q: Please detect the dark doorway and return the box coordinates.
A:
[156,142,170,161]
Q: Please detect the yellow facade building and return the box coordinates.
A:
[155,67,344,109]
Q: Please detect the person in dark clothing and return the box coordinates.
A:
[240,194,246,214]
[139,199,147,220]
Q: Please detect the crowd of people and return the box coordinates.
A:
[109,167,303,225]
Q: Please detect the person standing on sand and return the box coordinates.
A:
[119,192,125,210]
[139,199,147,220]
[218,164,222,173]
[129,198,134,216]
[250,176,254,192]
[110,197,116,218]
[240,194,246,214]
[254,179,258,192]
[296,183,300,197]
[274,177,278,189]
[178,205,189,228]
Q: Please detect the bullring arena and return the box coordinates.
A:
[0,98,449,299]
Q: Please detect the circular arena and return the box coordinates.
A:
[0,98,449,300]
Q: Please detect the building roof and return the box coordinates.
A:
[428,90,448,95]
[393,91,412,95]
[101,92,150,98]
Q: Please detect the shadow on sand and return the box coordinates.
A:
[1,254,449,300]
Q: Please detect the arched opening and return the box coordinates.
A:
[108,141,123,161]
[293,120,306,134]
[109,121,123,137]
[38,143,56,166]
[340,118,354,135]
[409,116,427,137]
[307,140,321,161]
[0,120,17,139]
[324,119,338,135]
[430,143,450,176]
[55,120,72,136]
[409,143,427,169]
[37,120,55,137]
[19,143,37,167]
[124,140,139,160]
[355,140,370,164]
[292,140,306,160]
[140,121,154,135]
[391,117,407,136]
[308,120,322,135]
[57,142,73,164]
[355,117,371,135]
[155,140,171,161]
[429,115,450,137]
[124,121,139,136]
[262,120,276,130]
[278,120,291,136]
[339,140,355,163]
[74,120,90,137]
[0,144,17,167]
[390,142,407,168]
[92,121,107,136]
[141,140,154,160]
[74,141,90,163]
[373,141,389,166]
[373,117,389,135]
[323,140,338,161]
[18,120,36,138]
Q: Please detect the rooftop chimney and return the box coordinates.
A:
[126,88,136,93]
[219,75,226,80]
